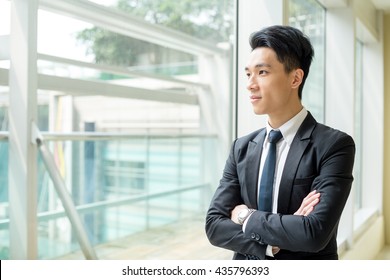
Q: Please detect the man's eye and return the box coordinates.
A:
[259,70,267,75]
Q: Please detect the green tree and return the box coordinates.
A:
[76,0,233,69]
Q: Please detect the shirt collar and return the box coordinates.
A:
[265,107,308,146]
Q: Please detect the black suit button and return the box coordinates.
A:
[250,233,256,239]
[255,234,260,241]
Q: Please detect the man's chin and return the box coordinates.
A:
[252,108,266,115]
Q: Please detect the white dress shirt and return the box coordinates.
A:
[260,107,308,213]
[243,107,308,256]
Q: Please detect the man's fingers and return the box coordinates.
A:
[302,190,319,202]
[303,192,320,205]
[302,206,313,216]
[272,246,280,255]
[294,191,320,215]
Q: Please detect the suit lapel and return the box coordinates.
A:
[245,129,266,208]
[277,113,317,213]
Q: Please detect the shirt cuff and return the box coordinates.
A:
[266,245,274,257]
[242,212,254,232]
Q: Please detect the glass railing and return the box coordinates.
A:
[0,133,218,259]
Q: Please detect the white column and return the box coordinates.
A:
[236,0,285,137]
[325,7,355,248]
[325,8,355,134]
[360,14,384,211]
[8,0,38,259]
[198,49,233,190]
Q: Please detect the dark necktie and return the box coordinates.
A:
[258,130,283,211]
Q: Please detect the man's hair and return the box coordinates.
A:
[249,25,314,99]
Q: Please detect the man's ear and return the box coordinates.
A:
[291,69,304,89]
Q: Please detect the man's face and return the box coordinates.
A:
[245,47,297,117]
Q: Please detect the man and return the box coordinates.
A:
[205,25,355,260]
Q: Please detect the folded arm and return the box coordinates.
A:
[206,132,355,257]
[243,136,355,252]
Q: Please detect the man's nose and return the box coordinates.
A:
[246,76,258,91]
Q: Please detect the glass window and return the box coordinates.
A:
[88,0,234,43]
[33,0,234,259]
[1,0,234,260]
[288,0,326,123]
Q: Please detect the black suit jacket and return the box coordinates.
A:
[205,112,355,260]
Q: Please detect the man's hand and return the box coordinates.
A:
[294,190,320,216]
[230,204,248,224]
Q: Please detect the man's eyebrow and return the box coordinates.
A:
[244,63,272,71]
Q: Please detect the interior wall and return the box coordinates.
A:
[384,13,390,245]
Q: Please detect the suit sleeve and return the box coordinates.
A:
[205,139,267,258]
[244,133,355,252]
